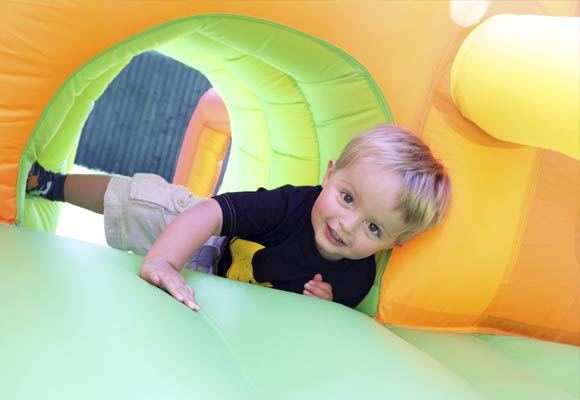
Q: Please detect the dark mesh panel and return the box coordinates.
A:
[75,51,212,181]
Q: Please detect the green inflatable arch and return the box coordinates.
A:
[20,14,392,315]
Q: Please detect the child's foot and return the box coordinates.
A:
[26,162,66,201]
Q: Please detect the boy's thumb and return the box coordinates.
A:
[313,273,323,282]
[147,271,160,285]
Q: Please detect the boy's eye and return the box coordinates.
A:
[342,192,353,204]
[368,222,380,236]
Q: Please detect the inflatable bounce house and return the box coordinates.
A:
[1,1,578,399]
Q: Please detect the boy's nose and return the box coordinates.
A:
[339,213,360,235]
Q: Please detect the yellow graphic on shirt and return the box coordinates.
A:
[226,238,273,288]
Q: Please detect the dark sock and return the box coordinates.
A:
[26,162,67,201]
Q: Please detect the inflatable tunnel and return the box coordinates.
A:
[1,1,578,399]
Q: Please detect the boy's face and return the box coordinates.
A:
[311,159,405,261]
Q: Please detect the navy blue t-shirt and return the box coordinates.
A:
[212,185,375,308]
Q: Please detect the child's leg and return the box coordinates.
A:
[26,162,110,214]
[104,173,223,273]
[27,163,223,272]
[64,174,111,214]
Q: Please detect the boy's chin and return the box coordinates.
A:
[315,242,343,261]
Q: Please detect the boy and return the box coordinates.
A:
[27,124,451,311]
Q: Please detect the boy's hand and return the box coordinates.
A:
[303,273,333,302]
[140,262,200,311]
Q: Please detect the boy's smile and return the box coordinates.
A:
[325,224,346,246]
[311,159,405,261]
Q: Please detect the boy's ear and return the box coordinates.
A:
[322,160,336,186]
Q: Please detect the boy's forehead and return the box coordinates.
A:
[338,161,401,189]
[337,163,403,203]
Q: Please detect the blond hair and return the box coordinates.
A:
[335,124,452,243]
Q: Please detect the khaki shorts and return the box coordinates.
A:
[103,173,223,274]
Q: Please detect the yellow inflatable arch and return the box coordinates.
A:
[0,0,578,347]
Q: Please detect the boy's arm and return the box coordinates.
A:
[140,199,223,311]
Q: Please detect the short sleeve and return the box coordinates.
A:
[213,185,314,239]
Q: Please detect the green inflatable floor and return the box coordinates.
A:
[0,224,578,399]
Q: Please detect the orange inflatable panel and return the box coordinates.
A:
[173,88,231,197]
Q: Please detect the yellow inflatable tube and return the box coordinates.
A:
[451,14,580,160]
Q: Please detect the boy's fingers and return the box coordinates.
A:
[145,271,159,285]
[163,278,200,311]
[304,287,330,301]
[139,266,200,311]
[306,280,329,291]
[181,287,200,311]
[304,281,331,300]
[180,287,200,311]
[164,277,187,299]
[185,299,200,311]
[173,280,198,308]
[303,289,314,297]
